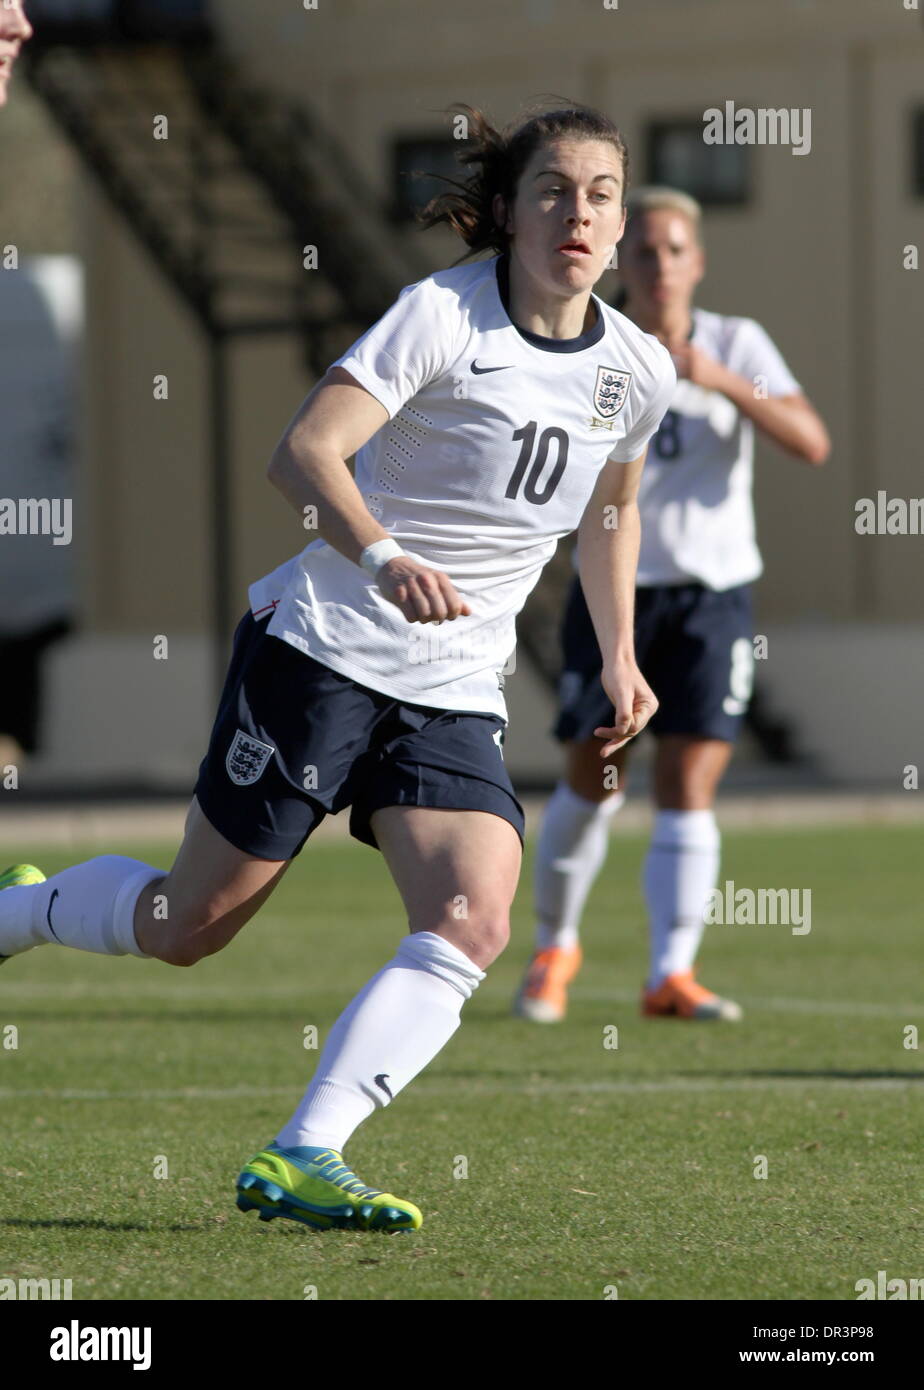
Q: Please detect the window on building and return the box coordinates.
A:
[27,2,209,39]
[392,136,469,222]
[647,119,750,206]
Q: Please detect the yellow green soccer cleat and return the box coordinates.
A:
[0,865,46,965]
[236,1142,423,1233]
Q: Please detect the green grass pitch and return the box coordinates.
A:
[0,824,921,1300]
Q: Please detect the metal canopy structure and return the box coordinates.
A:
[22,21,429,697]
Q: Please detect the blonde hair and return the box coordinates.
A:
[624,186,703,241]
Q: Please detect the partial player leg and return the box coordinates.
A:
[514,736,627,1022]
[133,798,291,965]
[238,806,521,1233]
[642,734,741,1020]
[282,804,520,1134]
[0,796,290,968]
[0,863,47,963]
[372,804,522,965]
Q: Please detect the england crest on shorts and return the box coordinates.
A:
[226,729,275,786]
[592,366,632,420]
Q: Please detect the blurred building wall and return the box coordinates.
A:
[18,0,924,788]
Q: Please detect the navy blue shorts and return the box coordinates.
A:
[554,578,754,744]
[194,612,525,860]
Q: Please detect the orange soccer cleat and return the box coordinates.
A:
[513,944,583,1023]
[642,969,742,1022]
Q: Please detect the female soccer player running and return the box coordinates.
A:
[0,104,675,1232]
[515,186,830,1025]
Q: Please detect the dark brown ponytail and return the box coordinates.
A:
[417,98,630,260]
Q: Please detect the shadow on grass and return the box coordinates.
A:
[0,1009,309,1025]
[700,1068,924,1081]
[437,1066,924,1082]
[1,1216,206,1232]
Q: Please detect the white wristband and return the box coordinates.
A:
[359,538,404,577]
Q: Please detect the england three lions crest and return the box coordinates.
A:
[593,366,632,420]
[226,729,275,786]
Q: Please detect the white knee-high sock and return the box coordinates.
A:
[533,781,624,950]
[643,810,720,988]
[0,856,161,958]
[275,931,485,1153]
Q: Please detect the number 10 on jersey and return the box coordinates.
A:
[505,421,570,505]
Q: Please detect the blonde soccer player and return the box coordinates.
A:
[516,186,829,1024]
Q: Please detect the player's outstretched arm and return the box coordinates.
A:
[577,451,658,757]
[268,366,469,623]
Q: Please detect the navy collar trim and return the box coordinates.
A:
[494,254,605,353]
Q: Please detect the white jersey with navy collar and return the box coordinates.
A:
[634,306,801,590]
[249,253,675,719]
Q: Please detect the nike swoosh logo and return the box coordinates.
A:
[46,888,62,943]
[374,1073,393,1101]
[471,361,513,374]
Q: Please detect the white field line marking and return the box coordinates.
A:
[0,1075,920,1103]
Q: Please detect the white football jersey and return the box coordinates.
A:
[634,307,801,590]
[248,254,675,719]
